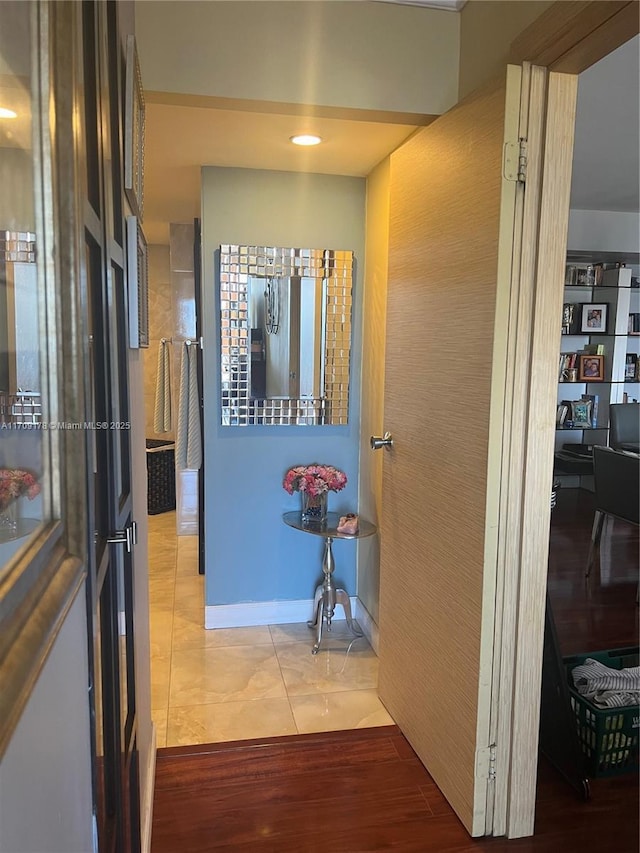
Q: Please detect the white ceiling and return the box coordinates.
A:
[143,33,640,245]
[144,100,426,244]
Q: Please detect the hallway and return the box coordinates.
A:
[148,512,393,747]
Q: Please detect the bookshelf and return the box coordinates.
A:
[555,262,638,485]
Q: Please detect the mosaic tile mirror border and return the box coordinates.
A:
[219,245,353,426]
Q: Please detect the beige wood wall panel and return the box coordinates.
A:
[509,1,636,71]
[379,73,513,835]
[507,70,578,837]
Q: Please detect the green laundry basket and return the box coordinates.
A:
[564,647,639,778]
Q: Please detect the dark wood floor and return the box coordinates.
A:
[546,487,638,655]
[152,489,639,852]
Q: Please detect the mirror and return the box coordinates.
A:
[220,245,353,426]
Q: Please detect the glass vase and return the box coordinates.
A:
[0,501,19,538]
[301,490,328,525]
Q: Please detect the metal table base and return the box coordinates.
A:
[282,511,377,654]
[307,535,363,654]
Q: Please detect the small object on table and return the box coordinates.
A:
[337,513,359,534]
[282,511,376,654]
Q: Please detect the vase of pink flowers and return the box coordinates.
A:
[283,463,347,524]
[0,468,41,532]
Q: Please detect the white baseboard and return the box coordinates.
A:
[205,597,357,629]
[140,722,157,853]
[177,520,198,535]
[354,598,379,654]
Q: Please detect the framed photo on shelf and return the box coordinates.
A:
[570,399,593,429]
[564,264,577,286]
[580,303,608,333]
[567,265,597,287]
[561,303,580,335]
[578,354,604,382]
[625,353,638,381]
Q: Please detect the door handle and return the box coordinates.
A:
[370,432,393,451]
[107,522,136,553]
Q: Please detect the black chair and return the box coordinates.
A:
[585,445,639,577]
[609,402,640,453]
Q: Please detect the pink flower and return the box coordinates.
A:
[282,464,347,495]
[0,468,41,511]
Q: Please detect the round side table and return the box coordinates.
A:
[282,511,377,654]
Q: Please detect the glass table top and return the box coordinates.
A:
[282,511,376,540]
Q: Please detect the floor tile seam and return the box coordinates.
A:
[172,594,205,607]
[166,694,298,711]
[286,685,381,700]
[168,616,275,649]
[170,638,276,651]
[165,562,179,723]
[269,632,301,732]
[267,624,316,647]
[272,638,373,653]
[168,642,285,658]
[151,654,171,717]
[148,546,178,560]
[167,687,290,709]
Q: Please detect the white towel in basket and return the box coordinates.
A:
[571,657,640,709]
[153,339,172,433]
[176,342,202,470]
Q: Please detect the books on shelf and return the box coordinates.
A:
[559,345,610,384]
[628,313,640,335]
[558,352,578,380]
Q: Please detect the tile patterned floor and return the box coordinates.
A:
[148,512,394,747]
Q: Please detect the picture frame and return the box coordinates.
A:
[564,264,577,286]
[570,399,593,429]
[561,303,580,335]
[126,215,149,348]
[566,264,596,287]
[580,303,608,333]
[124,34,145,220]
[578,354,604,382]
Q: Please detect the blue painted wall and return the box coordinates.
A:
[201,167,366,606]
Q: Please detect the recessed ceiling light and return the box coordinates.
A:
[0,107,17,119]
[290,134,322,146]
